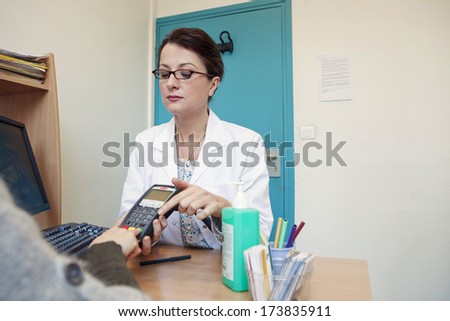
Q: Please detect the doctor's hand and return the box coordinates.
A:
[158,177,232,220]
[139,216,167,256]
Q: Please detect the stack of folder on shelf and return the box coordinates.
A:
[244,244,315,301]
[0,49,48,83]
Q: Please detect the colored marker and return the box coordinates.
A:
[286,224,297,247]
[273,217,283,248]
[260,230,269,246]
[292,221,305,243]
[277,219,288,248]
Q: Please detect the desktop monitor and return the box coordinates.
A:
[0,115,50,215]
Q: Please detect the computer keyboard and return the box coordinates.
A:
[42,222,109,256]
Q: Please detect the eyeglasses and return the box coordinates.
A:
[152,69,214,80]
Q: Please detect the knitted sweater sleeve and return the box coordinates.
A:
[83,242,140,289]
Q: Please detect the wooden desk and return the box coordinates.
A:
[128,246,371,301]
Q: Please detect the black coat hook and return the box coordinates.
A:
[217,31,233,54]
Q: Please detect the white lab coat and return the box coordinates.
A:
[119,110,273,249]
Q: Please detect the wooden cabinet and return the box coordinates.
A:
[0,53,61,228]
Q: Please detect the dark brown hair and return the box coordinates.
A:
[157,28,224,81]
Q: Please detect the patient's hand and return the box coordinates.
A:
[114,212,167,256]
[89,227,142,258]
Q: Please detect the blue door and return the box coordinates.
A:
[154,1,294,239]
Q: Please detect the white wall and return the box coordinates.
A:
[156,0,450,300]
[156,0,250,17]
[293,0,450,300]
[0,0,151,227]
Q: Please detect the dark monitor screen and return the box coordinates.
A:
[0,116,50,215]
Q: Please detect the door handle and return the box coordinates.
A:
[266,148,280,177]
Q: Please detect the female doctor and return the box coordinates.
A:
[119,28,273,255]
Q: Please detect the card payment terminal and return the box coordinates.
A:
[119,184,179,240]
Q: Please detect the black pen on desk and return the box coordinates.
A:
[139,255,192,266]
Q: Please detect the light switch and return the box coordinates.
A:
[300,126,315,140]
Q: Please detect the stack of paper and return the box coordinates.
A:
[0,49,48,83]
[244,245,315,301]
[244,245,273,300]
[269,251,315,300]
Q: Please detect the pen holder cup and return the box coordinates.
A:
[246,270,303,301]
[269,242,295,275]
